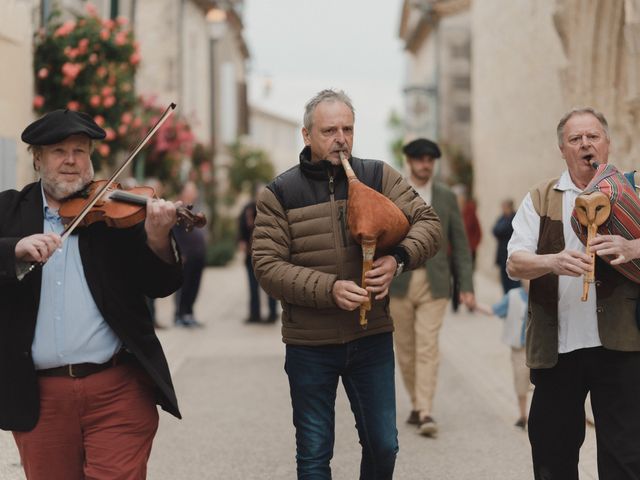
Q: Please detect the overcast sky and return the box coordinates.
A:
[244,0,405,162]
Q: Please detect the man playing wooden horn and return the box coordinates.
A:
[507,107,640,478]
[390,138,476,437]
[252,89,441,479]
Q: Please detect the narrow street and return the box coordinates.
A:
[0,259,597,479]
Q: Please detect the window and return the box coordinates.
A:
[452,75,470,90]
[450,41,471,60]
[454,106,471,123]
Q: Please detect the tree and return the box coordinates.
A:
[226,140,275,198]
[387,109,406,168]
[445,145,474,196]
[123,96,195,195]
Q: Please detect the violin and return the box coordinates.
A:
[59,180,207,232]
[16,103,185,280]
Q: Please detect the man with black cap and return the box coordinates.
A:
[0,109,183,479]
[390,137,476,437]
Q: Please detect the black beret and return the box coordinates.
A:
[402,138,441,159]
[21,109,106,146]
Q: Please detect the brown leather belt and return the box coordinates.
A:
[36,349,135,379]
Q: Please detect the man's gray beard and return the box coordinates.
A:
[41,170,93,204]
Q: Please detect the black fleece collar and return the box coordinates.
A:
[299,146,351,181]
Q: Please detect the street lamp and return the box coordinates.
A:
[206,7,227,39]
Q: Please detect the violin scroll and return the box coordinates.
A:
[176,204,207,232]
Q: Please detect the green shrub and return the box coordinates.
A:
[206,240,236,267]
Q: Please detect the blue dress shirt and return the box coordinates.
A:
[32,187,121,369]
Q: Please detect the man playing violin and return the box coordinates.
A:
[0,109,183,480]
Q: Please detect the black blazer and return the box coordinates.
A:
[0,182,183,431]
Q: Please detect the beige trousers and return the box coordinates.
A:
[510,347,530,397]
[390,269,449,418]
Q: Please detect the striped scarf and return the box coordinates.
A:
[571,163,640,283]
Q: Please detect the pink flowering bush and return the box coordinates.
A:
[33,4,140,168]
[124,96,196,194]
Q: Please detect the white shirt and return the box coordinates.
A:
[409,177,433,205]
[507,170,602,353]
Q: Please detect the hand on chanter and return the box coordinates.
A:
[548,249,593,277]
[332,280,369,311]
[364,255,397,300]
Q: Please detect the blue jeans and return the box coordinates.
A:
[285,332,398,480]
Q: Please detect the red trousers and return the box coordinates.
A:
[13,363,159,480]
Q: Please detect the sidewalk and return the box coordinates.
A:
[0,260,597,479]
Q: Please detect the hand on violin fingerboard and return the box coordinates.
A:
[144,199,180,263]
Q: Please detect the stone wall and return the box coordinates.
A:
[472,0,567,276]
[180,1,212,142]
[135,0,180,109]
[247,107,301,177]
[0,0,36,189]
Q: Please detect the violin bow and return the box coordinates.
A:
[16,103,176,280]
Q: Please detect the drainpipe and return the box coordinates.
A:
[178,0,185,110]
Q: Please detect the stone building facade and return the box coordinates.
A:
[472,0,640,273]
[247,106,300,178]
[0,1,37,189]
[1,0,250,191]
[472,0,566,274]
[399,0,472,181]
[401,0,640,276]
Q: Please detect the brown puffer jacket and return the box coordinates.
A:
[252,147,441,345]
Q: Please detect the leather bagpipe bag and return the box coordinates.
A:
[346,180,410,253]
[571,163,640,282]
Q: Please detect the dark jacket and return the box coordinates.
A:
[238,201,257,258]
[252,147,442,345]
[492,212,515,266]
[391,181,473,299]
[0,181,183,431]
